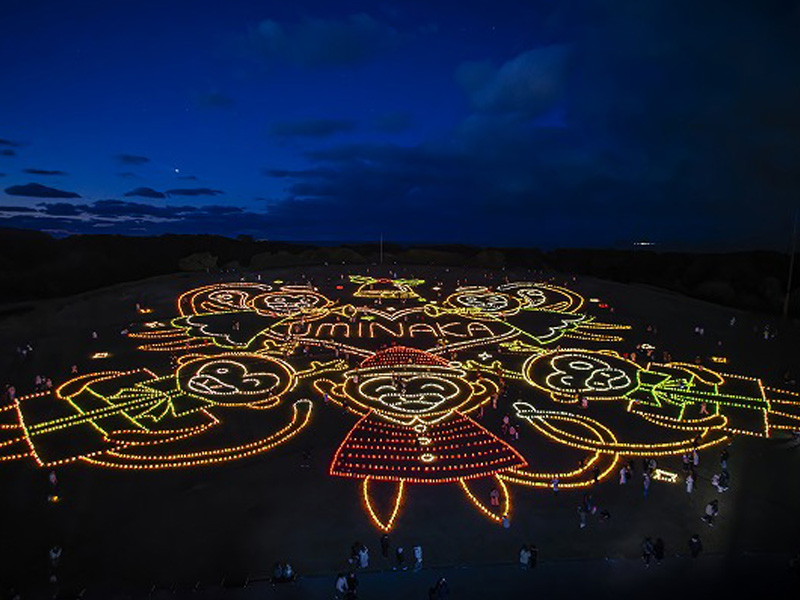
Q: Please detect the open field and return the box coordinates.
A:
[1,265,798,599]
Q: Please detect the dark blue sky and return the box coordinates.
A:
[1,0,799,249]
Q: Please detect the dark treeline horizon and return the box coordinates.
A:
[0,227,797,318]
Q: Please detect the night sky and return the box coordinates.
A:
[1,0,799,249]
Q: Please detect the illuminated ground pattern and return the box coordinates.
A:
[2,275,799,533]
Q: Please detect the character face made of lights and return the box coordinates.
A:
[525,350,639,401]
[177,354,293,407]
[359,374,462,414]
[342,367,483,422]
[498,282,584,313]
[515,288,547,308]
[250,290,331,317]
[207,289,254,311]
[179,282,272,316]
[446,289,522,318]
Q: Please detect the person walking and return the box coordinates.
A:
[643,472,650,498]
[686,472,694,494]
[701,499,719,527]
[577,505,587,529]
[519,545,531,569]
[653,538,665,565]
[358,544,369,569]
[689,534,703,558]
[345,571,359,599]
[529,544,538,569]
[720,448,729,470]
[641,537,654,567]
[394,546,405,570]
[433,577,449,600]
[335,573,348,600]
[413,544,423,571]
[48,545,62,583]
[380,533,390,559]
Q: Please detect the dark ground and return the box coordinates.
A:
[1,264,799,599]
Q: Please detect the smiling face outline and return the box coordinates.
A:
[177,354,293,406]
[359,374,462,414]
[250,290,329,317]
[515,288,547,308]
[525,350,639,400]
[446,290,523,317]
[342,367,477,420]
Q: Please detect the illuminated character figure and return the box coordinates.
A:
[444,287,526,318]
[131,285,335,352]
[0,353,312,469]
[436,285,626,352]
[315,346,526,531]
[497,282,586,314]
[350,275,425,300]
[132,279,626,365]
[512,349,800,465]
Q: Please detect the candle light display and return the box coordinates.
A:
[2,274,798,532]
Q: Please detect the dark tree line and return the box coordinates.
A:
[0,228,797,317]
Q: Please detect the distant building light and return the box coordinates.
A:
[633,241,656,246]
[91,352,110,359]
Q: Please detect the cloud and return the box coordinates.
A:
[0,205,38,213]
[38,202,86,216]
[258,1,800,249]
[88,200,193,218]
[178,175,198,181]
[262,169,293,178]
[1,149,17,157]
[115,154,150,165]
[0,173,5,177]
[4,183,81,198]
[23,168,67,176]
[0,138,23,147]
[0,199,272,238]
[117,172,141,179]
[124,187,223,199]
[456,46,569,118]
[165,188,224,197]
[123,187,166,199]
[270,119,356,139]
[248,13,398,68]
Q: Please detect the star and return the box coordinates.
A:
[478,352,492,361]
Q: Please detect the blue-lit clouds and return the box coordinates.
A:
[5,183,81,198]
[248,13,398,68]
[0,1,798,248]
[115,154,150,166]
